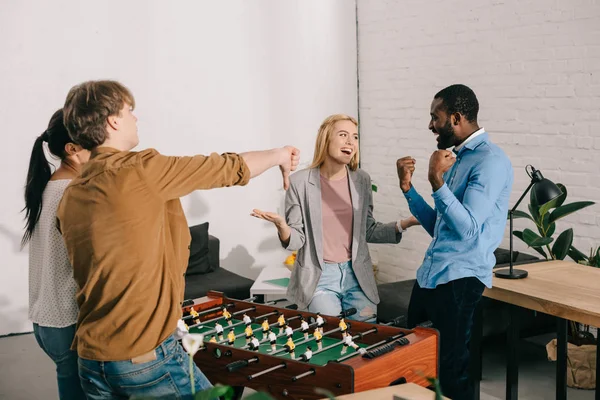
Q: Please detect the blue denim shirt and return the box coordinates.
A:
[404,132,513,289]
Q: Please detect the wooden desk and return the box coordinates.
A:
[324,383,448,400]
[472,261,600,400]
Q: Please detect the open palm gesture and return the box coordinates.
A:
[251,209,285,228]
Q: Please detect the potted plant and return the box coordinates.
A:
[512,183,596,389]
[511,183,594,261]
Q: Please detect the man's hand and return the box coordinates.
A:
[428,150,455,191]
[280,146,300,190]
[396,156,416,193]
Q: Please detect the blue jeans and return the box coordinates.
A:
[33,323,86,400]
[407,277,485,400]
[78,334,212,399]
[307,261,377,321]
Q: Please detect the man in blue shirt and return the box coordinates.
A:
[397,84,513,400]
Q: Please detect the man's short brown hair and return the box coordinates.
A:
[63,80,135,150]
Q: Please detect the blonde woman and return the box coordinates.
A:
[252,114,418,321]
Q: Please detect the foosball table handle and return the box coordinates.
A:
[226,357,258,372]
[417,320,433,328]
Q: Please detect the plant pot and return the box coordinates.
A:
[547,339,597,389]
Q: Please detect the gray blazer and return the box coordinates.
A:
[284,167,402,310]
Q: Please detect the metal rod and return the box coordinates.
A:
[291,368,316,382]
[182,302,234,321]
[270,325,343,356]
[506,304,520,400]
[247,363,286,380]
[217,314,303,345]
[236,315,310,348]
[556,317,568,400]
[308,329,377,359]
[188,306,256,328]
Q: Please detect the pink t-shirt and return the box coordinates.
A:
[320,174,353,263]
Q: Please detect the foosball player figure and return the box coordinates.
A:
[300,346,313,362]
[249,335,261,351]
[300,316,310,339]
[313,329,323,350]
[268,331,278,352]
[284,324,294,339]
[285,337,296,359]
[245,324,254,344]
[341,332,366,355]
[243,313,252,326]
[189,308,200,325]
[215,322,224,341]
[261,318,271,341]
[316,312,324,333]
[221,306,233,326]
[209,335,217,343]
[339,318,348,339]
[227,328,236,346]
[277,312,286,334]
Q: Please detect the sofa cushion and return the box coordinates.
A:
[376,279,415,326]
[493,248,540,267]
[187,222,212,275]
[184,267,254,301]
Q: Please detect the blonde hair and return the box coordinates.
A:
[309,114,359,171]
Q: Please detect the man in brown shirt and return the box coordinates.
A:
[57,80,299,399]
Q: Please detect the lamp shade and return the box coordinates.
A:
[533,178,562,205]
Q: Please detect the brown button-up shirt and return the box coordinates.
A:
[57,147,250,361]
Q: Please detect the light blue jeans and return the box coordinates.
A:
[33,323,86,400]
[78,334,212,399]
[307,261,377,322]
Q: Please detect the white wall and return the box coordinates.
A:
[0,1,358,335]
[357,0,600,283]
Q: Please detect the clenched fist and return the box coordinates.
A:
[428,150,455,191]
[396,156,416,193]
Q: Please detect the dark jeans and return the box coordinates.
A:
[407,277,485,400]
[33,323,86,400]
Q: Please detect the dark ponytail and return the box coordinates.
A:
[22,109,72,246]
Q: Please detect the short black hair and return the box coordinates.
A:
[434,84,479,123]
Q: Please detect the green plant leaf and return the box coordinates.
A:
[522,228,553,247]
[548,201,595,225]
[314,388,336,400]
[528,203,540,225]
[539,213,556,237]
[243,392,276,400]
[539,183,566,216]
[194,385,234,400]
[568,246,588,263]
[531,245,549,259]
[513,231,548,259]
[538,213,548,237]
[546,222,556,238]
[510,210,534,221]
[552,228,573,260]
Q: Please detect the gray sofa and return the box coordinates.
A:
[376,248,555,338]
[184,223,254,301]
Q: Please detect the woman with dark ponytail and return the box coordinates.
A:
[23,109,89,400]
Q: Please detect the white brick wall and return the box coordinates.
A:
[357,0,600,283]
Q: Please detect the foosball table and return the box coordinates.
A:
[181,291,439,400]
